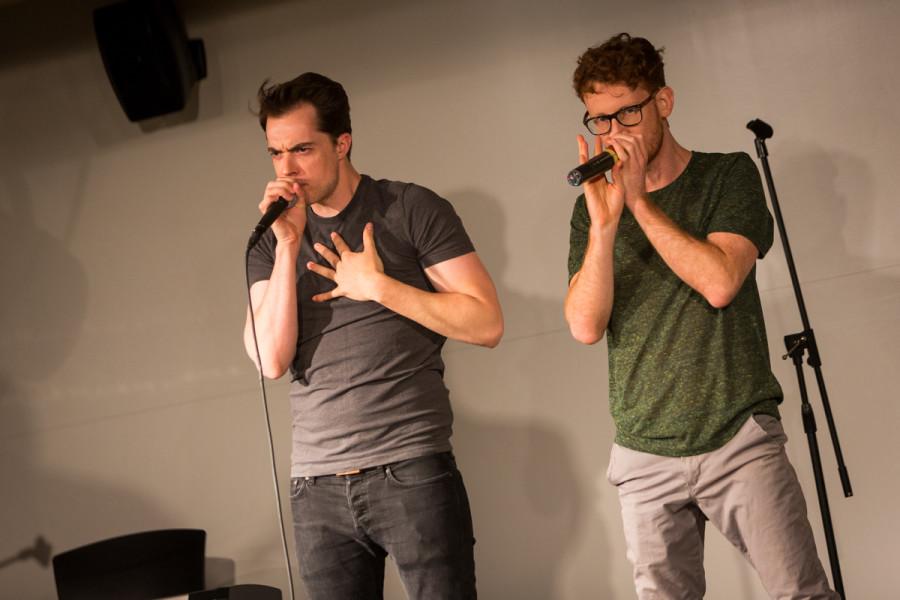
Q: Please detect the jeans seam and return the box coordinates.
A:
[344,478,362,533]
[385,466,454,488]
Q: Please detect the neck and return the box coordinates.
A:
[645,126,691,192]
[311,162,361,218]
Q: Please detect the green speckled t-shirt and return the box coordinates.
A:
[568,151,783,457]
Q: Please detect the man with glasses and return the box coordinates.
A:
[565,33,838,599]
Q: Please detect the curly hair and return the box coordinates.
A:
[573,33,665,98]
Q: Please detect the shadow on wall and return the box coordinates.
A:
[755,145,900,596]
[757,143,874,393]
[0,379,187,597]
[0,166,242,599]
[759,143,876,296]
[757,143,887,398]
[0,154,148,593]
[0,166,88,383]
[452,413,588,600]
[441,189,615,599]
[0,135,200,597]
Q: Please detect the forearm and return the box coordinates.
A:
[565,225,616,344]
[631,197,745,308]
[370,275,503,348]
[244,242,300,378]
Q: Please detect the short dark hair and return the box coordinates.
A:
[256,72,352,156]
[573,33,666,98]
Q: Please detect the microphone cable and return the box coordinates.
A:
[244,245,296,599]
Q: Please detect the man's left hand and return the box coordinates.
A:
[308,222,385,302]
[605,132,650,209]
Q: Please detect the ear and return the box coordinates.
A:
[655,86,674,119]
[335,132,352,159]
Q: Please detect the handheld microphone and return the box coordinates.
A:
[566,149,619,186]
[247,196,296,250]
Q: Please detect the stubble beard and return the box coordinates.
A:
[645,119,665,167]
[304,167,340,208]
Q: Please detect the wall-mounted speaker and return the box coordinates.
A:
[93,0,206,122]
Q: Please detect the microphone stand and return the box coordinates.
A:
[747,119,852,599]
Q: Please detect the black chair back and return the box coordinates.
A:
[189,584,282,599]
[53,528,205,599]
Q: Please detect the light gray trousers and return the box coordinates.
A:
[608,414,840,600]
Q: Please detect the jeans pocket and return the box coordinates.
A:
[751,413,788,445]
[385,453,455,488]
[290,477,309,500]
[606,444,620,486]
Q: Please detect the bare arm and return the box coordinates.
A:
[243,241,300,378]
[393,251,503,347]
[243,179,306,379]
[629,198,759,308]
[307,224,503,347]
[606,132,759,309]
[564,225,617,344]
[564,134,626,344]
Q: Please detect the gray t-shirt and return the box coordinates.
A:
[248,175,475,476]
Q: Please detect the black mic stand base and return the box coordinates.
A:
[784,332,845,598]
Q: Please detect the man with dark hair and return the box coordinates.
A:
[256,72,353,157]
[245,72,502,599]
[565,33,838,599]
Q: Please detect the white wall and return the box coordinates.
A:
[1,0,898,598]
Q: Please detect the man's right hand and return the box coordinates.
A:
[260,178,307,245]
[576,134,625,233]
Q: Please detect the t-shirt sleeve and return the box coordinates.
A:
[706,152,774,258]
[404,184,475,268]
[568,194,590,282]
[246,230,276,286]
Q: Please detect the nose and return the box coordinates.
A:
[277,153,300,178]
[608,118,625,136]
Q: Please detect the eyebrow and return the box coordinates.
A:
[592,100,642,120]
[266,142,313,155]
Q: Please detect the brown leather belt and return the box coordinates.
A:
[335,468,362,476]
[333,464,386,477]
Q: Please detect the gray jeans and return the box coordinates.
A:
[290,451,476,600]
[608,414,839,600]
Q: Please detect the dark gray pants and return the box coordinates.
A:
[290,452,476,600]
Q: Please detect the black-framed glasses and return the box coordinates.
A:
[582,92,657,135]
